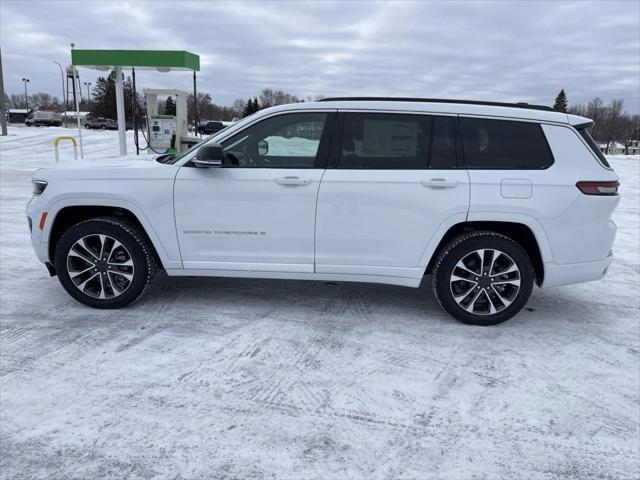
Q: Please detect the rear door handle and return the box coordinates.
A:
[275,176,312,186]
[421,178,460,189]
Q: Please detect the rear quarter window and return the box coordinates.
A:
[576,126,611,169]
[461,117,554,169]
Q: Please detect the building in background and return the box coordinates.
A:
[61,111,91,127]
[625,140,640,155]
[598,142,625,155]
[7,108,32,123]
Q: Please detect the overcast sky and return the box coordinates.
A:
[1,0,639,112]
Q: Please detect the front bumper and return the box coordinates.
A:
[25,196,49,265]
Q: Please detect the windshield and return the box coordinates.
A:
[159,112,258,164]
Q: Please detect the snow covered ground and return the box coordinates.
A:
[0,126,638,479]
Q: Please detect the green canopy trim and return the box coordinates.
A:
[71,49,200,71]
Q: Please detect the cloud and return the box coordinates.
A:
[1,0,638,112]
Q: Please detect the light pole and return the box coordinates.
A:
[0,48,7,136]
[83,81,91,112]
[53,61,66,126]
[21,78,30,111]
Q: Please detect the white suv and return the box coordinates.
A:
[26,98,620,325]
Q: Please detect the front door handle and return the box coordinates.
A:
[421,178,460,189]
[275,176,312,186]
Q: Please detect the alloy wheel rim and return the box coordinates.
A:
[449,248,521,315]
[67,234,135,299]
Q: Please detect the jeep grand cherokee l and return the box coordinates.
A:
[26,98,619,325]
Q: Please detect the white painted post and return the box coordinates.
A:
[73,67,84,159]
[114,66,127,156]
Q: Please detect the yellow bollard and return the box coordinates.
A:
[53,136,78,163]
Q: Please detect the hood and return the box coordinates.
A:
[32,154,177,182]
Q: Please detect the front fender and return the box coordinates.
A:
[44,195,182,269]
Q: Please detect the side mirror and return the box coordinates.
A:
[192,144,224,168]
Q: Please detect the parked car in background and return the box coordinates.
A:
[25,111,62,127]
[86,118,117,130]
[197,121,226,135]
[26,98,620,325]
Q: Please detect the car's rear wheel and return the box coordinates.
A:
[55,217,156,308]
[432,232,534,325]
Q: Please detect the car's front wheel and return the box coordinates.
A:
[432,232,534,325]
[55,217,156,308]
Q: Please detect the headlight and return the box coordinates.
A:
[32,180,48,195]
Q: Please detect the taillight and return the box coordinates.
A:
[576,181,619,196]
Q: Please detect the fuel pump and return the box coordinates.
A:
[142,89,190,154]
[149,115,177,151]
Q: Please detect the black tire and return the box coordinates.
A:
[101,125,107,130]
[54,217,156,308]
[432,231,534,325]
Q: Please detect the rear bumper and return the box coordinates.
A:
[541,253,613,288]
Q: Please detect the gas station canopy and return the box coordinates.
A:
[70,49,201,157]
[71,49,200,71]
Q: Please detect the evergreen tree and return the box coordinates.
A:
[164,96,176,115]
[92,76,117,119]
[553,89,568,113]
[242,97,261,117]
[242,99,252,117]
[91,75,139,122]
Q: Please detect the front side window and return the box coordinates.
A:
[461,117,554,169]
[220,112,327,168]
[334,113,458,169]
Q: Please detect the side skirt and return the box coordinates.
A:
[165,268,422,288]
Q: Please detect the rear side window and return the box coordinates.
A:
[430,116,458,169]
[335,113,457,169]
[577,126,611,168]
[461,117,554,169]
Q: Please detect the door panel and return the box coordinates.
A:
[174,167,324,272]
[315,112,470,275]
[315,169,470,272]
[174,111,334,272]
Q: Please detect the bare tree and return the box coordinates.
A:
[601,99,625,154]
[232,98,245,118]
[187,92,212,122]
[259,88,300,108]
[567,103,586,116]
[30,92,59,110]
[9,93,26,109]
[566,97,637,154]
[586,97,606,141]
[619,114,640,155]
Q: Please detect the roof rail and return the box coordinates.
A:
[317,97,554,112]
